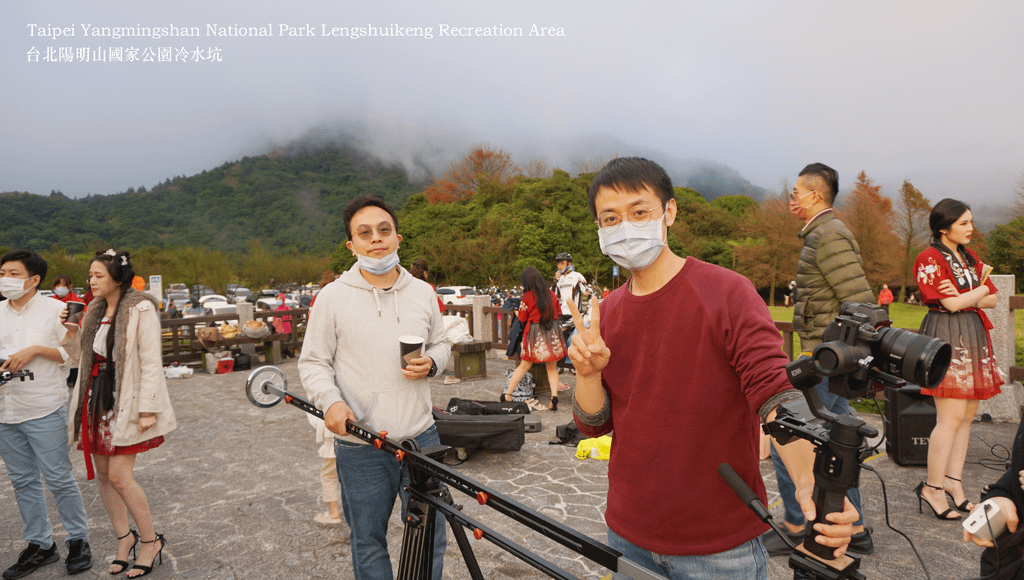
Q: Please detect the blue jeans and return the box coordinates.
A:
[0,406,90,546]
[608,528,767,580]
[770,379,864,527]
[334,425,446,580]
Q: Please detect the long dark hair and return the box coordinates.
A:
[91,250,136,412]
[929,198,976,268]
[410,259,429,281]
[520,266,554,322]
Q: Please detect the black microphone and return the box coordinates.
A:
[718,463,771,523]
[718,463,799,551]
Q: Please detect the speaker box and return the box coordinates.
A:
[884,385,937,466]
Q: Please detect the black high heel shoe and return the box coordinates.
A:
[914,482,960,520]
[109,529,138,575]
[126,534,165,578]
[549,396,558,411]
[944,475,974,511]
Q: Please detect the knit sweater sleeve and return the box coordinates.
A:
[716,271,794,415]
[817,230,874,305]
[298,293,344,413]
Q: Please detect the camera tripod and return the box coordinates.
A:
[244,366,665,580]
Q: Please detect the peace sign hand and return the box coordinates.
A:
[566,297,610,377]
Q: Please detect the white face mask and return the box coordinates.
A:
[54,286,70,298]
[356,249,401,276]
[0,276,33,300]
[597,217,666,271]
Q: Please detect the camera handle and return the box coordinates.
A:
[765,355,878,575]
[719,464,865,580]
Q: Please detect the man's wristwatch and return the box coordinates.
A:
[427,358,437,378]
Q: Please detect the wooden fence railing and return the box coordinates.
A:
[161,308,308,365]
[163,300,1022,375]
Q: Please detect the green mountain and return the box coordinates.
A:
[0,145,420,255]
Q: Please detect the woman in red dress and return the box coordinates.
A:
[68,250,177,577]
[912,199,1002,521]
[501,266,566,410]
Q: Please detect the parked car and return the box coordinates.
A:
[198,294,228,305]
[204,301,237,316]
[228,287,253,304]
[436,286,477,306]
[256,297,298,311]
[164,292,190,311]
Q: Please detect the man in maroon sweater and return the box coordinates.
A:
[569,157,858,579]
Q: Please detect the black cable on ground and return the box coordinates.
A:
[860,462,931,580]
[967,433,1012,473]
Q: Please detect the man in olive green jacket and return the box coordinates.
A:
[761,163,876,557]
[791,165,875,350]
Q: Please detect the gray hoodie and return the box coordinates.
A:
[299,263,451,443]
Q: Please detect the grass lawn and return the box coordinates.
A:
[767,302,929,332]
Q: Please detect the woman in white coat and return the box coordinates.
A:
[67,250,176,578]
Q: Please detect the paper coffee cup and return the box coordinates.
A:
[399,335,424,369]
[65,302,85,325]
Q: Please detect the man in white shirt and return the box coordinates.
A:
[0,250,91,579]
[551,253,591,373]
[552,252,591,316]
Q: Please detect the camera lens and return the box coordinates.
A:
[874,327,952,389]
[813,342,869,377]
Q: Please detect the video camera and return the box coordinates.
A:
[753,303,953,579]
[787,302,952,399]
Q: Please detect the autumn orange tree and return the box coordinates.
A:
[423,146,520,203]
[838,171,900,288]
[733,183,803,305]
[892,180,932,301]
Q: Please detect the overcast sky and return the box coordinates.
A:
[3,1,1023,215]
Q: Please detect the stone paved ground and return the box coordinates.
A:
[1,355,1017,579]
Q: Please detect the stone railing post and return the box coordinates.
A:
[236,303,257,357]
[472,295,492,343]
[978,275,1021,422]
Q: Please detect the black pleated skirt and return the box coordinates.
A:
[918,309,1003,400]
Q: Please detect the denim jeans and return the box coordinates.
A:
[334,425,446,580]
[608,528,767,580]
[0,406,90,546]
[769,379,864,527]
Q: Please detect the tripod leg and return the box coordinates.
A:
[397,495,437,580]
[447,516,484,580]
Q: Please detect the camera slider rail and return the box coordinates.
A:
[244,366,666,580]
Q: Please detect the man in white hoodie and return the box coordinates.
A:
[299,195,451,580]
